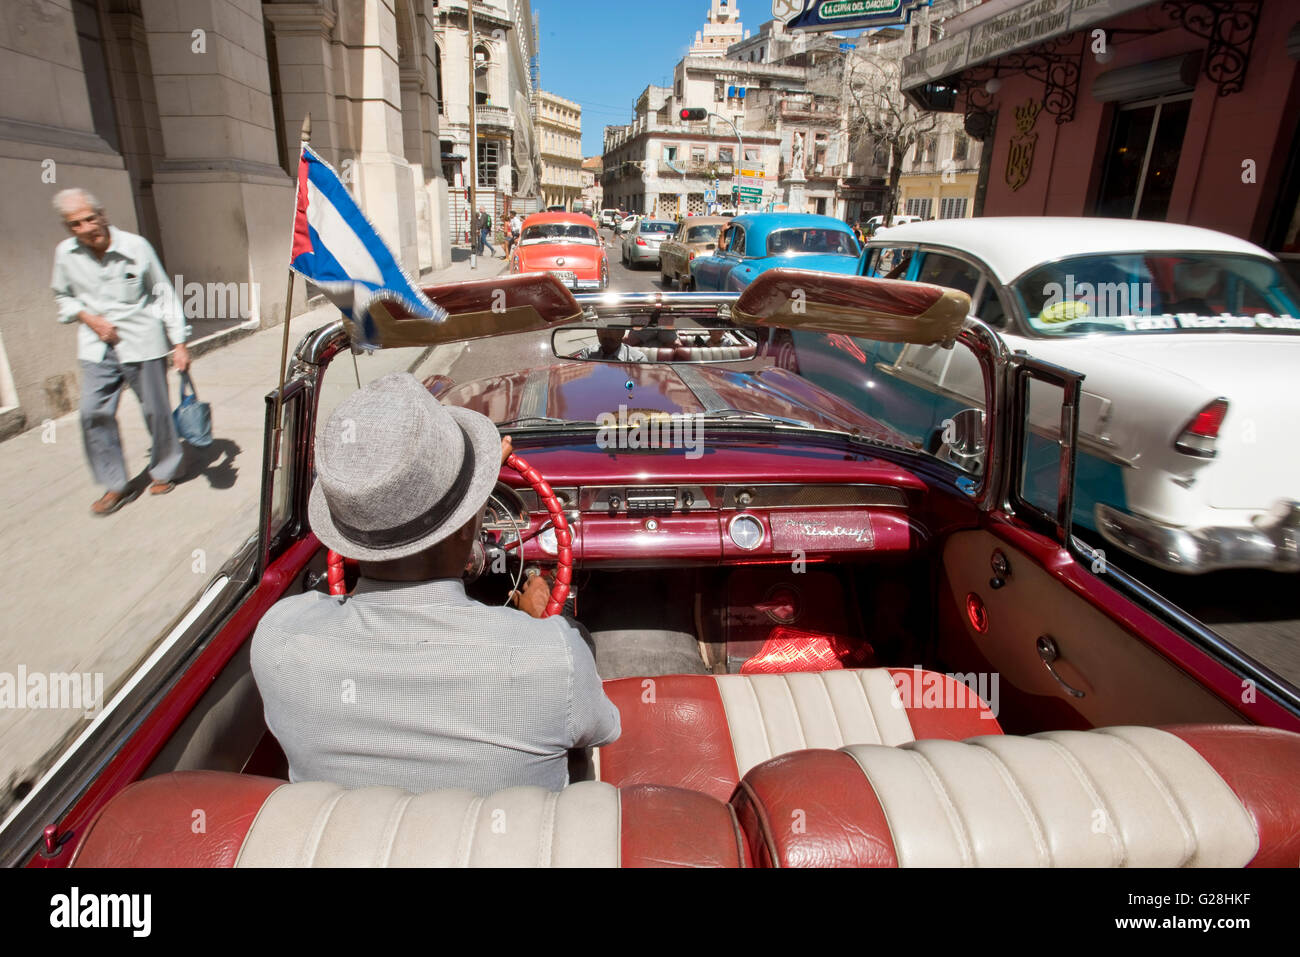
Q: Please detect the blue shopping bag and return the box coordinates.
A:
[172,371,213,447]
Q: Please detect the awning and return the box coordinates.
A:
[1092,50,1201,101]
[901,0,1154,92]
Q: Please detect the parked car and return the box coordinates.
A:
[691,212,861,292]
[620,217,676,269]
[866,214,924,233]
[659,216,730,289]
[600,208,621,228]
[508,211,608,291]
[847,216,1300,574]
[7,268,1298,870]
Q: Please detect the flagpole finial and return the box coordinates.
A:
[300,114,312,144]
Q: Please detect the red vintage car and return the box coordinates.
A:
[4,270,1299,871]
[508,211,608,292]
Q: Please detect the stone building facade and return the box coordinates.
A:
[535,90,581,211]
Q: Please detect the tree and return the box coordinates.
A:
[843,53,939,227]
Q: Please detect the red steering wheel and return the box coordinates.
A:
[326,451,573,617]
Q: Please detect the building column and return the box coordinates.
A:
[262,0,340,163]
[344,0,418,271]
[141,0,301,332]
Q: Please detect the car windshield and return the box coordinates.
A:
[766,228,859,257]
[641,220,676,233]
[686,224,720,243]
[520,223,599,244]
[1014,253,1300,335]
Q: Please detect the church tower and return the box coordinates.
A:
[689,0,748,57]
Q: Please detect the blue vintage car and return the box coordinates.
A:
[690,212,862,291]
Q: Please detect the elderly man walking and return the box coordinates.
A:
[50,188,190,515]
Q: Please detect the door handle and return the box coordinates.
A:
[1036,635,1086,698]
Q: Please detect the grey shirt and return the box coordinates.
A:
[250,577,620,794]
[51,226,187,363]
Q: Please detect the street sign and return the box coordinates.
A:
[704,189,716,202]
[775,0,932,32]
[735,186,763,202]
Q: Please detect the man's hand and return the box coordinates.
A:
[172,342,191,373]
[82,313,119,345]
[500,434,513,466]
[511,571,551,619]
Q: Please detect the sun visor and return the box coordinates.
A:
[732,268,970,344]
[342,273,584,349]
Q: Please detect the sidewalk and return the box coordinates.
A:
[0,252,506,804]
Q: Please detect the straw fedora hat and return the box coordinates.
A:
[308,373,501,561]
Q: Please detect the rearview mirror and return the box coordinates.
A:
[553,325,756,362]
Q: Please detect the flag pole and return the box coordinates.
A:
[272,113,311,468]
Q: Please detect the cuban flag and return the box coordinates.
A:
[289,144,445,349]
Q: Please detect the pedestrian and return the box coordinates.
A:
[479,209,496,257]
[508,211,522,256]
[50,188,190,516]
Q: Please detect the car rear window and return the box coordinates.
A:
[641,221,676,233]
[521,223,599,242]
[687,225,720,243]
[766,228,859,257]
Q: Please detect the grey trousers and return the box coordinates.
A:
[80,349,182,493]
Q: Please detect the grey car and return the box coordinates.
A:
[621,218,677,268]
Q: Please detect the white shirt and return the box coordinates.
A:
[250,577,621,794]
[51,226,187,363]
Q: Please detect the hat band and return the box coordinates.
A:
[331,426,477,551]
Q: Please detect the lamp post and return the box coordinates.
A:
[707,111,744,209]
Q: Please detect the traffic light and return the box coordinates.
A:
[679,108,707,121]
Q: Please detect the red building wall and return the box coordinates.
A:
[971,3,1300,245]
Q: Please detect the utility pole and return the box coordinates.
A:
[467,0,478,269]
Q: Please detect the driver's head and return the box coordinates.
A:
[309,373,502,580]
[596,328,626,354]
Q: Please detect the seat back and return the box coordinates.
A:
[597,669,1001,800]
[730,725,1300,868]
[68,772,749,868]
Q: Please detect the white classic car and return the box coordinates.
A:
[850,217,1300,574]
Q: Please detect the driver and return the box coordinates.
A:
[574,327,647,361]
[250,373,620,794]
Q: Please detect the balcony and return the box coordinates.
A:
[779,99,839,121]
[475,105,511,131]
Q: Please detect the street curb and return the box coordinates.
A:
[186,321,259,360]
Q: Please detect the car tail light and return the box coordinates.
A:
[1174,398,1228,457]
[636,237,647,246]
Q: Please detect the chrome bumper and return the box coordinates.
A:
[1095,501,1300,574]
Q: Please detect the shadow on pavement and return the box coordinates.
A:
[179,438,241,490]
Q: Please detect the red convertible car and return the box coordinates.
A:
[508,211,608,292]
[4,270,1299,870]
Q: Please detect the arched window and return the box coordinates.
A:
[474,44,491,106]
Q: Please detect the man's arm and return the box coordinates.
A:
[52,251,118,344]
[139,239,190,370]
[560,620,621,748]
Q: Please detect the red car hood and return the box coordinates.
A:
[440,360,912,446]
[515,243,602,275]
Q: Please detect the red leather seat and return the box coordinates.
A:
[597,668,1001,801]
[730,725,1300,868]
[672,344,757,361]
[69,772,750,868]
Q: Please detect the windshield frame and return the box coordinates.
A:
[519,223,601,245]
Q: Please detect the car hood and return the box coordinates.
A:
[440,360,913,446]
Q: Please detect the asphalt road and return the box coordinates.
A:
[589,223,1300,690]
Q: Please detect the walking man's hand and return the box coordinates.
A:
[84,313,119,345]
[172,343,191,373]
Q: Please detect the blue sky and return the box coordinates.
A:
[532,0,755,158]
